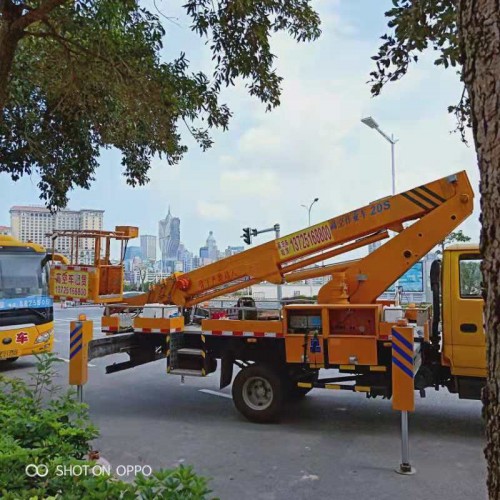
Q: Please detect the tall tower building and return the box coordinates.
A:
[140,235,157,261]
[206,231,218,261]
[159,208,180,271]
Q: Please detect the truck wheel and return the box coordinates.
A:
[232,364,284,423]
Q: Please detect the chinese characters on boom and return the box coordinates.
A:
[198,269,242,291]
[330,200,391,230]
[53,270,89,298]
[277,200,391,259]
[277,223,333,259]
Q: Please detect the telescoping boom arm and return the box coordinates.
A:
[121,171,473,307]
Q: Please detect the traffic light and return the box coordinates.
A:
[242,227,252,245]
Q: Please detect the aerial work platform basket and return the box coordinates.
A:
[48,226,138,304]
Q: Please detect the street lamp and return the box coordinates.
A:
[301,198,319,297]
[362,116,400,304]
[301,197,319,226]
[361,116,397,195]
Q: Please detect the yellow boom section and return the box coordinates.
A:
[121,170,473,308]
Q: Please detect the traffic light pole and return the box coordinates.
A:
[241,224,282,304]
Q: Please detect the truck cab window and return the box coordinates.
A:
[459,256,482,298]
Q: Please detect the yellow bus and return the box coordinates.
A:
[0,235,56,363]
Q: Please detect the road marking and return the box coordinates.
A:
[199,389,232,399]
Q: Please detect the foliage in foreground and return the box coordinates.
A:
[0,0,321,209]
[0,353,214,499]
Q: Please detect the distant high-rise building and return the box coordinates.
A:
[124,245,142,261]
[140,235,157,261]
[0,226,11,236]
[9,206,103,262]
[199,246,209,259]
[159,208,180,271]
[177,244,194,272]
[224,245,244,257]
[206,231,218,261]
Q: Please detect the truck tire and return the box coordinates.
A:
[232,364,284,423]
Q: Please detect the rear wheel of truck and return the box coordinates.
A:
[232,364,284,423]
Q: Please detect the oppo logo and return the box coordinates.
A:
[25,464,49,477]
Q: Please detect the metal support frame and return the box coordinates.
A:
[396,411,416,475]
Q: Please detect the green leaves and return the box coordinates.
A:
[0,0,320,209]
[185,0,321,111]
[0,354,215,499]
[370,0,470,140]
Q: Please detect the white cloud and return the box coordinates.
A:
[1,1,481,255]
[196,201,232,221]
[220,169,279,200]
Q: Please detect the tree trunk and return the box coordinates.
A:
[458,1,500,498]
[0,2,24,113]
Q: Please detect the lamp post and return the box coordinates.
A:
[361,116,400,303]
[301,197,319,227]
[361,116,397,195]
[301,198,319,297]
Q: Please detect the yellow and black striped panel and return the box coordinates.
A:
[298,382,313,389]
[337,364,387,372]
[401,185,446,211]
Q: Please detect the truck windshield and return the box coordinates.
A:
[0,252,50,307]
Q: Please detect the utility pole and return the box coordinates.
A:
[361,116,400,302]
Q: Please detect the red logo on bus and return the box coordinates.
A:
[16,332,29,344]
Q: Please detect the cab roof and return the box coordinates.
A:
[0,234,46,253]
[445,243,479,251]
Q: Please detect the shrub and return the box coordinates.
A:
[0,354,215,499]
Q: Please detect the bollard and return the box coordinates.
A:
[69,314,93,401]
[391,326,416,475]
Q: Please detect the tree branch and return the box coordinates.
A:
[12,0,68,31]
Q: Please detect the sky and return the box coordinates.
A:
[0,0,480,259]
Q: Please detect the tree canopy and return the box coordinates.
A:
[369,1,471,140]
[0,0,321,208]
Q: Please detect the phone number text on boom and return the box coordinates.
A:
[278,224,333,257]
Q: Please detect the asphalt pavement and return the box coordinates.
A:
[1,306,486,500]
